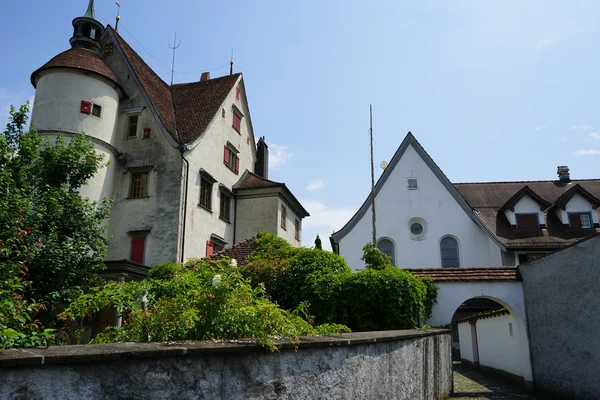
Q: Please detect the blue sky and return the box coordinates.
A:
[1,0,599,249]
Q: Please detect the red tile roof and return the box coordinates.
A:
[456,308,509,324]
[31,48,120,89]
[172,74,241,143]
[233,171,285,190]
[204,235,260,266]
[111,29,177,140]
[407,267,520,282]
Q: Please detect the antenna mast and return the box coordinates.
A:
[115,1,121,31]
[169,33,181,85]
[370,104,377,248]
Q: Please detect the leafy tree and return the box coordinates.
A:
[361,243,392,270]
[0,103,110,330]
[314,234,322,250]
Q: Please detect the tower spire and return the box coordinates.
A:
[84,0,96,19]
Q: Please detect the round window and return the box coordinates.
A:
[410,222,423,235]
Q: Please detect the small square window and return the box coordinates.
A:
[130,171,149,198]
[200,177,213,211]
[281,205,287,230]
[408,178,418,190]
[92,104,102,118]
[127,115,139,137]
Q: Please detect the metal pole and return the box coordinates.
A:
[370,104,377,247]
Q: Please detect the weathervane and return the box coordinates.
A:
[115,1,121,31]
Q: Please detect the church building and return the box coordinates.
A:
[29,1,308,277]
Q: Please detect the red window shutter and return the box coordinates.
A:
[214,245,224,253]
[206,240,215,257]
[130,236,145,264]
[235,156,239,174]
[222,108,225,118]
[80,100,92,114]
[236,87,240,101]
[224,145,229,166]
[569,214,582,229]
[233,113,241,133]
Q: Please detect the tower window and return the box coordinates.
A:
[281,205,287,230]
[127,115,139,137]
[91,104,102,118]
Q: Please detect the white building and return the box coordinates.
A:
[29,1,308,277]
[330,132,600,386]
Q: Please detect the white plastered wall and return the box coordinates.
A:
[338,144,504,270]
[277,198,302,248]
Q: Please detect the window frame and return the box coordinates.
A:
[294,218,300,241]
[515,213,540,230]
[199,177,213,211]
[281,205,287,230]
[219,189,232,222]
[127,114,139,138]
[568,212,593,229]
[407,178,418,190]
[91,103,102,118]
[440,236,460,268]
[129,170,150,199]
[376,237,396,266]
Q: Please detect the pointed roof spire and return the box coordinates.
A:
[84,0,96,19]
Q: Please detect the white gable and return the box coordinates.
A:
[504,195,545,227]
[554,193,600,225]
[336,142,503,270]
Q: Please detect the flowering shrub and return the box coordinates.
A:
[61,259,349,350]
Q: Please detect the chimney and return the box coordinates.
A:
[557,166,571,183]
[200,72,210,82]
[254,136,269,179]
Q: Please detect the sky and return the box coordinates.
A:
[1,0,599,250]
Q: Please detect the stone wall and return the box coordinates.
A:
[520,235,600,400]
[0,330,452,400]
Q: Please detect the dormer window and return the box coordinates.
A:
[515,213,539,230]
[569,213,592,229]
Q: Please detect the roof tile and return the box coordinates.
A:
[407,267,520,282]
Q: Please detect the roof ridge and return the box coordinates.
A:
[454,179,600,185]
[171,73,242,88]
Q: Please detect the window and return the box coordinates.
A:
[408,178,418,190]
[440,236,459,268]
[281,205,287,230]
[232,112,242,133]
[515,213,539,229]
[295,219,300,240]
[410,222,423,235]
[200,177,213,211]
[223,145,239,174]
[219,191,231,221]
[127,115,139,137]
[205,240,223,257]
[377,238,396,266]
[91,104,102,118]
[236,87,241,101]
[130,172,148,198]
[569,213,593,229]
[130,235,146,264]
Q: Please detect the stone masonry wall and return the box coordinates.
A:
[0,330,452,400]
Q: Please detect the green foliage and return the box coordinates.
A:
[361,243,392,270]
[240,233,438,331]
[61,259,348,350]
[314,234,322,250]
[0,103,109,346]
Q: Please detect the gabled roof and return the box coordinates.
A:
[330,133,503,249]
[109,27,177,141]
[172,74,241,143]
[108,27,242,146]
[407,267,520,282]
[30,48,122,94]
[234,171,310,218]
[547,183,600,211]
[498,185,551,212]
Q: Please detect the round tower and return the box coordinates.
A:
[30,1,123,204]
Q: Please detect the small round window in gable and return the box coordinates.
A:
[408,217,428,241]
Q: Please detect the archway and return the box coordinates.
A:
[449,295,532,384]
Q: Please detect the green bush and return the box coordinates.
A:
[61,258,349,350]
[361,244,393,270]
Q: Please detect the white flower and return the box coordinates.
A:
[230,258,238,268]
[212,274,222,287]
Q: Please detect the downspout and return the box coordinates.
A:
[232,195,237,245]
[179,144,189,263]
